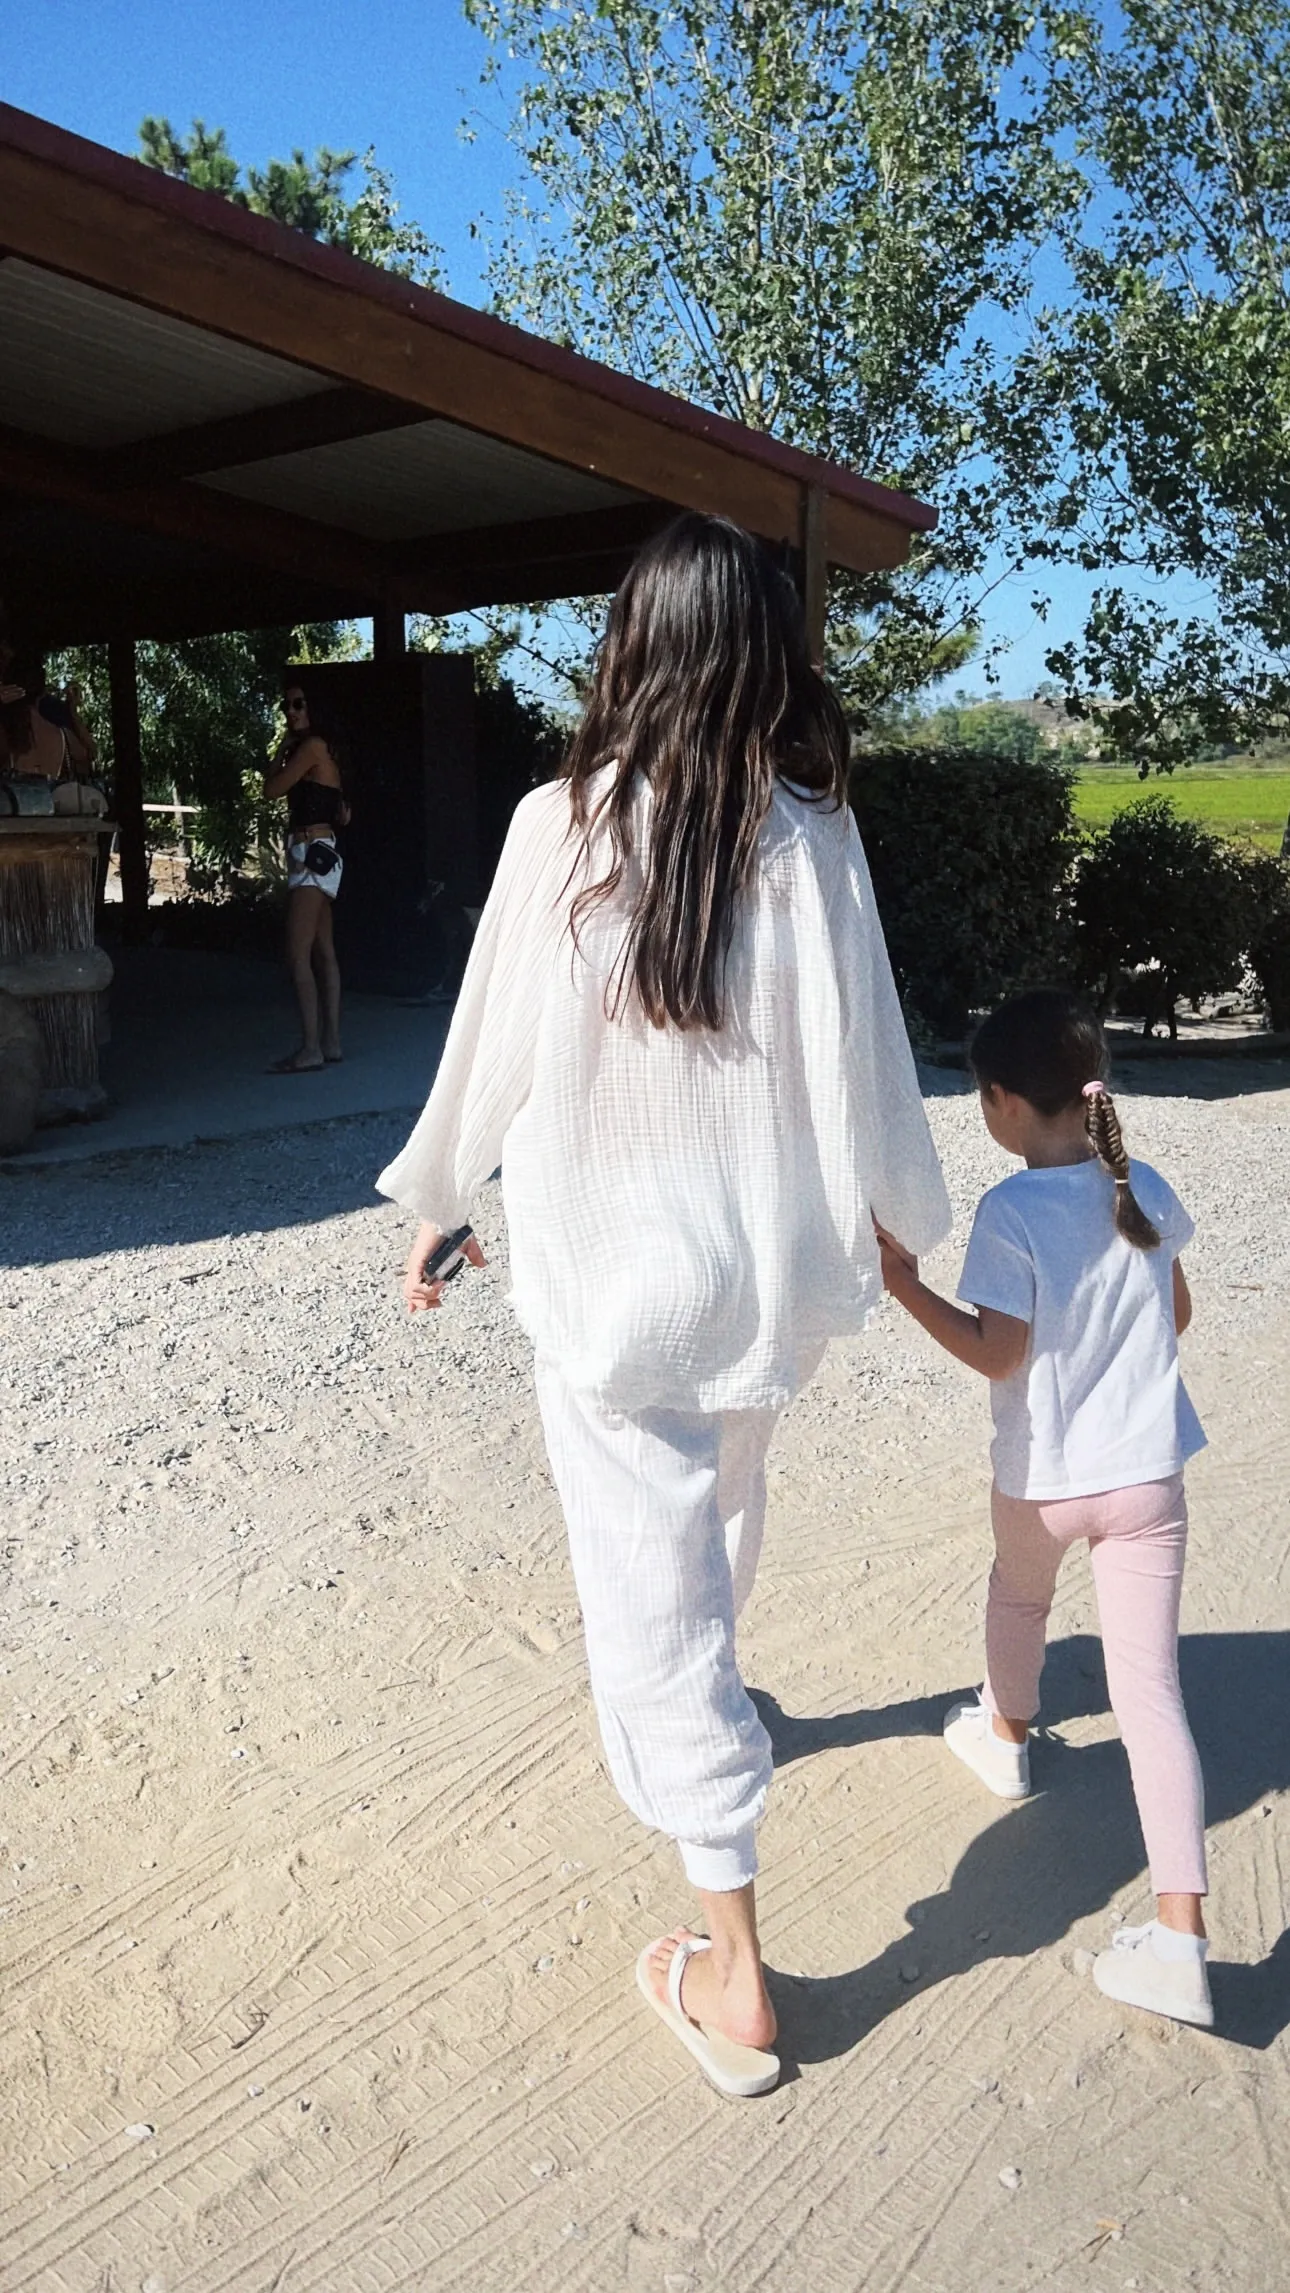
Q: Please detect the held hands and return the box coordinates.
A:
[871,1216,1027,1378]
[873,1218,919,1300]
[403,1222,487,1314]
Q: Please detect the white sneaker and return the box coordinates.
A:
[943,1699,1030,1800]
[1092,1922,1214,2028]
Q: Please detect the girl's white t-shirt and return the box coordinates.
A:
[956,1157,1205,1501]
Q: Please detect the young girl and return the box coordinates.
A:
[378,514,951,2096]
[878,988,1212,2028]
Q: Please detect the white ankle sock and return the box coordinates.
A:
[1150,1921,1208,1962]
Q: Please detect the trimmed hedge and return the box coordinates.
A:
[850,746,1078,1036]
[1072,795,1290,1036]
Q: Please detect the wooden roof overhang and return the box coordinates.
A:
[0,104,937,649]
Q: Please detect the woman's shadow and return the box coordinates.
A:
[750,1630,1290,2063]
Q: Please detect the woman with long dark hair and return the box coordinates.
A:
[264,677,348,1073]
[378,516,950,2095]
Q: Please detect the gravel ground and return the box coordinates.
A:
[3,1057,1287,1567]
[1,1054,1287,2293]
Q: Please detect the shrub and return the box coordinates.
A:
[1072,795,1288,1036]
[1246,848,1290,1029]
[849,746,1078,1036]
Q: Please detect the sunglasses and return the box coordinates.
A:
[285,696,308,713]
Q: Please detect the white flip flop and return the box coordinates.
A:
[635,1933,781,2099]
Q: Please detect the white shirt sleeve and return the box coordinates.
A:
[375,785,572,1229]
[829,809,953,1257]
[957,1190,1036,1322]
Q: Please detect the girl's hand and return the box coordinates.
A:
[873,1219,918,1282]
[403,1222,487,1313]
[877,1235,917,1299]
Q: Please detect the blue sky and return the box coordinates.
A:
[0,0,506,301]
[1,1,1188,699]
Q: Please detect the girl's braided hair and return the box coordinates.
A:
[969,989,1161,1251]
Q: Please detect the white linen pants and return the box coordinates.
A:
[535,1360,776,1892]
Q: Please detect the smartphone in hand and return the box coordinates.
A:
[422,1224,474,1285]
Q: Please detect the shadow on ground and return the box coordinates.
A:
[1,945,447,1208]
[753,1630,1290,2062]
[0,1108,416,1270]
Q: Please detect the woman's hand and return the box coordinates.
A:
[403,1222,487,1313]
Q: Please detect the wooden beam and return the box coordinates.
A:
[102,386,436,487]
[0,422,391,594]
[0,555,370,649]
[826,488,924,577]
[0,485,661,643]
[401,499,668,583]
[0,143,852,558]
[107,638,148,942]
[407,545,658,616]
[386,499,670,614]
[0,117,936,539]
[0,441,668,643]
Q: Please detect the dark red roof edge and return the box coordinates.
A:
[0,102,937,535]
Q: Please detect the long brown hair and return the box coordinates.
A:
[281,674,345,776]
[563,513,850,1030]
[969,989,1161,1249]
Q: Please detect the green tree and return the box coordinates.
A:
[139,117,444,283]
[1014,0,1290,766]
[894,693,1044,759]
[463,0,1079,712]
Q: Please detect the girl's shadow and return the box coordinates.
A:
[750,1630,1290,2060]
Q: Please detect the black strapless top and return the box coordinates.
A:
[287,777,344,832]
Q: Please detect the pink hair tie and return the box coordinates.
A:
[1081,1080,1107,1100]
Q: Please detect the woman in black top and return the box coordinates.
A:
[264,679,349,1072]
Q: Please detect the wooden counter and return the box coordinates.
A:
[0,813,116,1138]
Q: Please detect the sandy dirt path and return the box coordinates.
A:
[1,1065,1287,2292]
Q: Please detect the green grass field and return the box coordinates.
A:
[1073,763,1290,852]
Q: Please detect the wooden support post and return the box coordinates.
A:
[800,484,828,665]
[107,638,149,942]
[372,593,407,662]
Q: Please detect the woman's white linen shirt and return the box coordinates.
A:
[377,775,951,1412]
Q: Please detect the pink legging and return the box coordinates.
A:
[982,1473,1207,1896]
